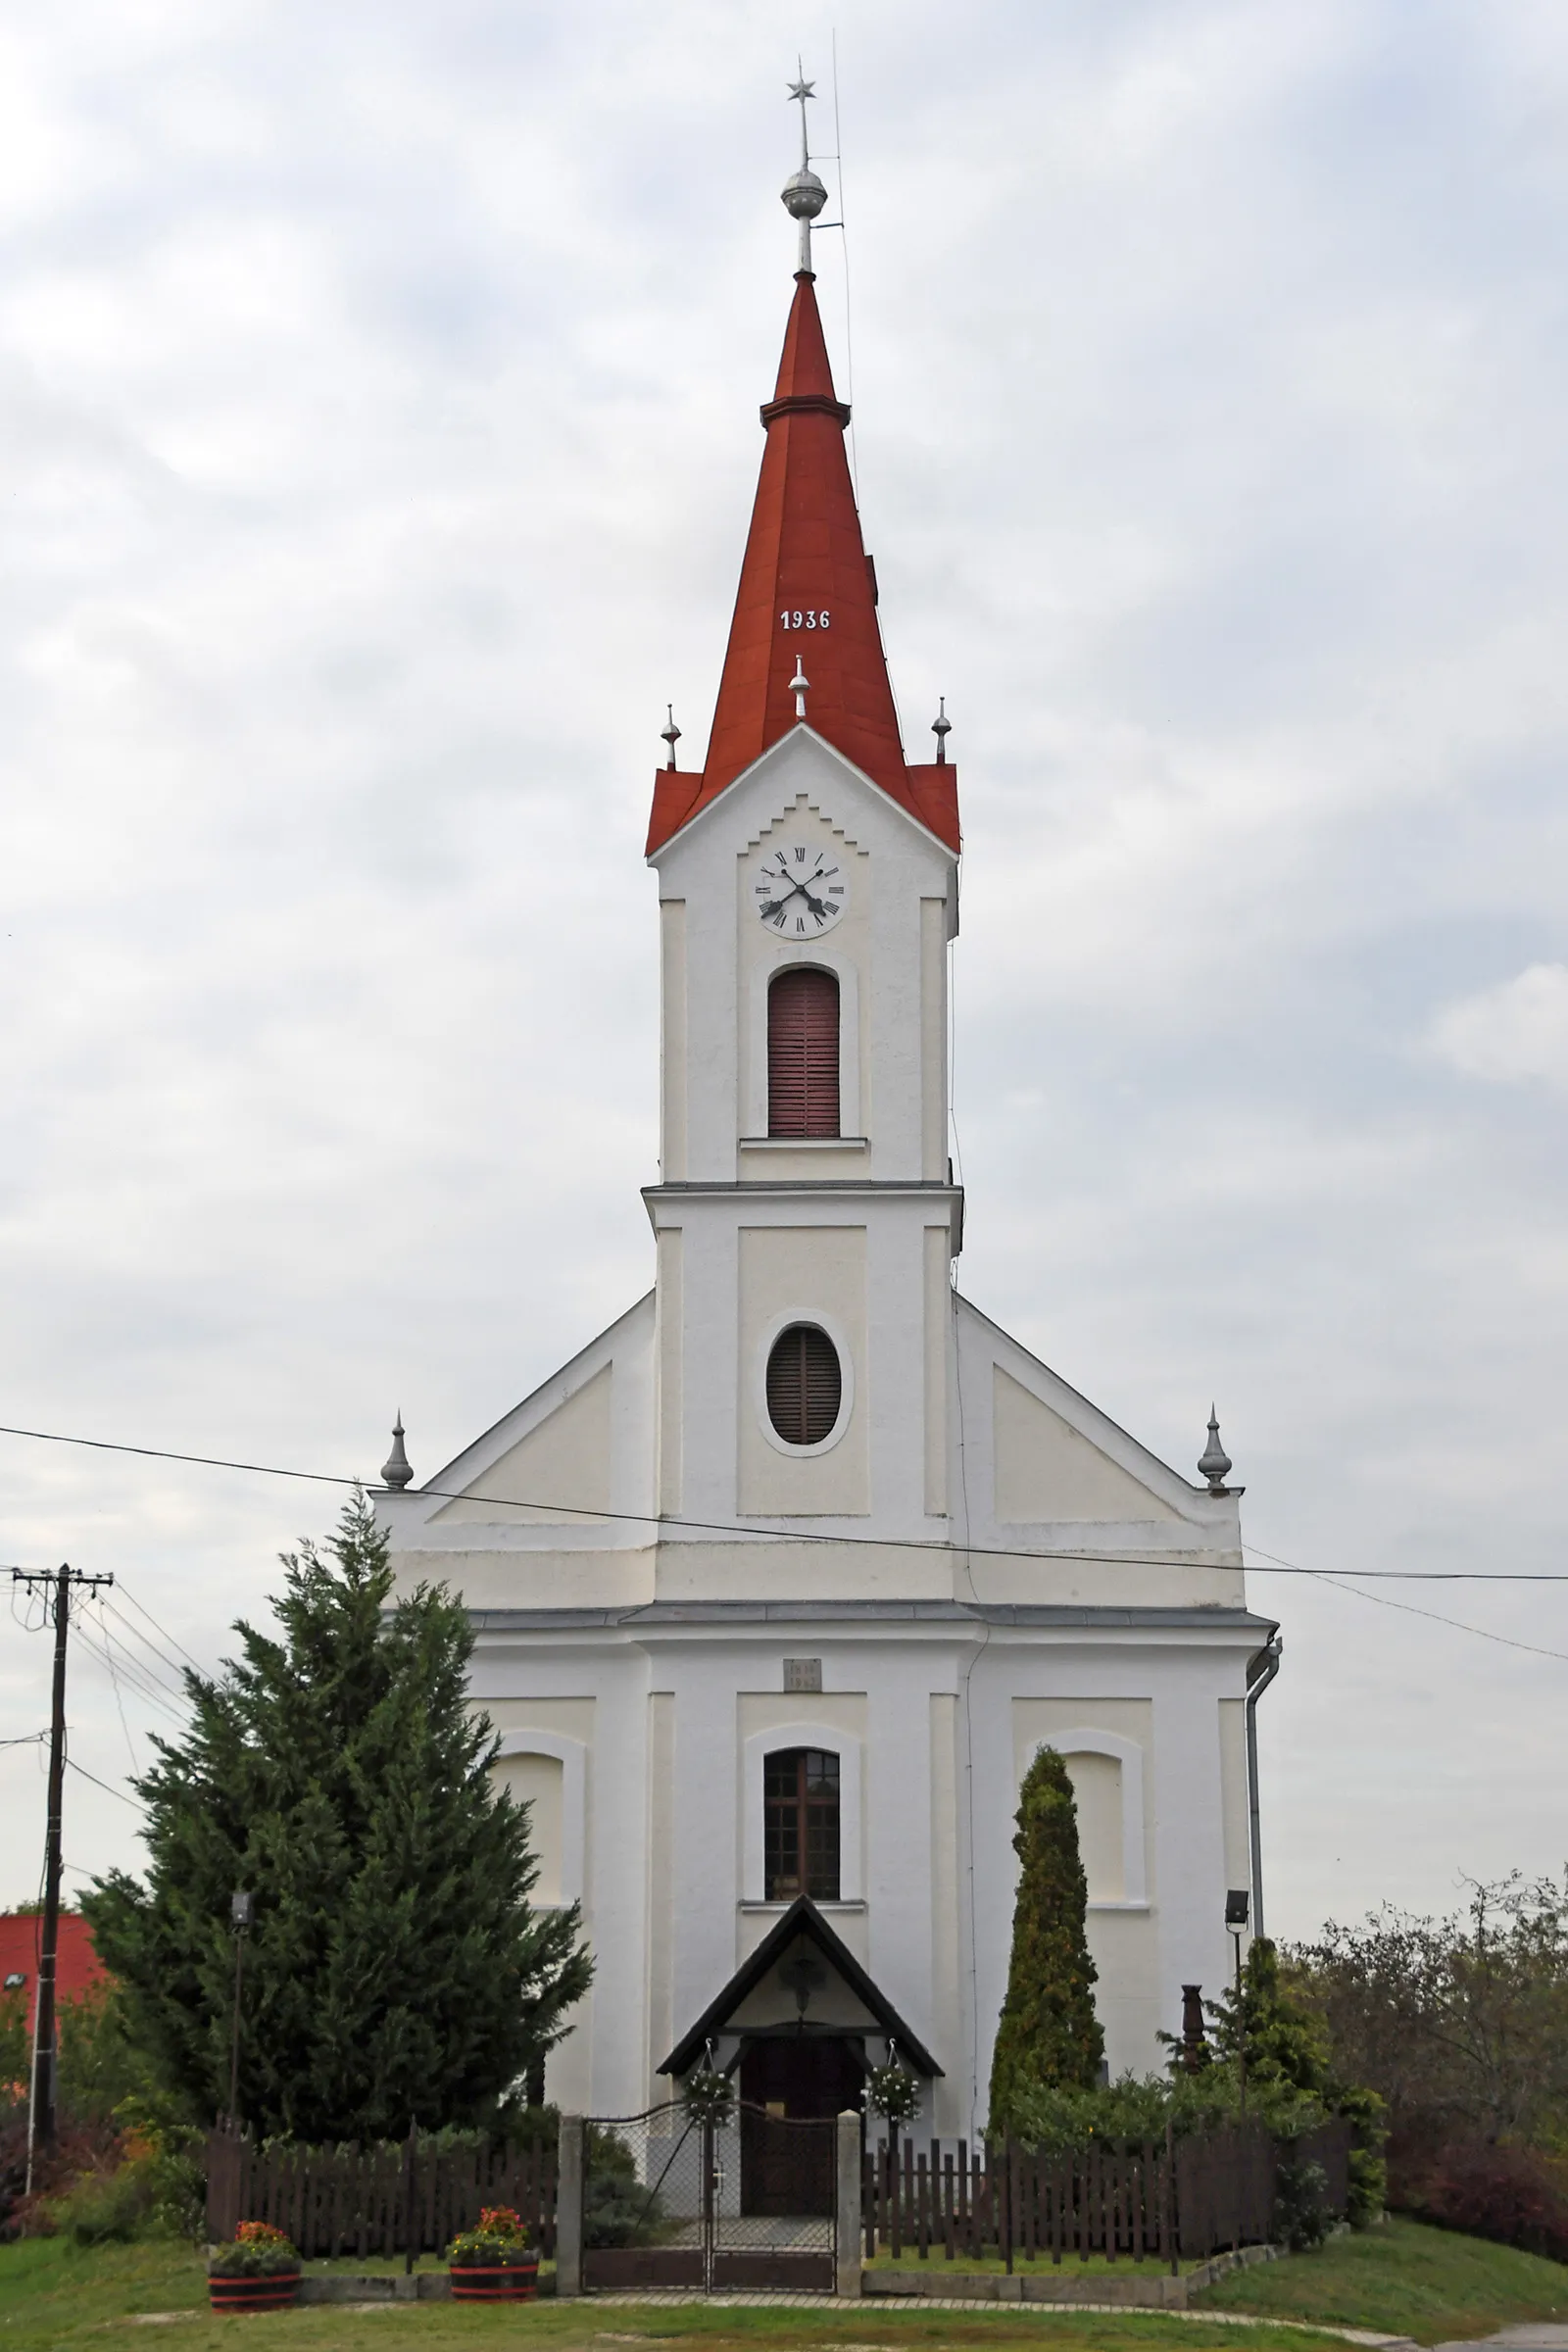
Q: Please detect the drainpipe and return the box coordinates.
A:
[1244,1633,1282,1939]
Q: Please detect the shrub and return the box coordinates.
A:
[1273,2154,1333,2252]
[1336,2082,1389,2229]
[0,2116,122,2239]
[1002,2068,1332,2158]
[1396,2139,1568,2264]
[583,2127,665,2249]
[0,1986,27,2106]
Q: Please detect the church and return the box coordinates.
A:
[377,101,1281,2146]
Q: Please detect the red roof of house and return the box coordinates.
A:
[646,270,959,858]
[0,1912,108,2036]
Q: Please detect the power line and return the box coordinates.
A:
[98,1594,192,1688]
[65,1755,147,1813]
[1285,1565,1568,1665]
[113,1579,205,1676]
[1,1415,1564,1582]
[74,1612,184,1708]
[90,1599,140,1775]
[2,1422,1562,1673]
[71,1618,186,1724]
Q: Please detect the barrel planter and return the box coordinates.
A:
[450,2259,539,2302]
[208,2270,301,2314]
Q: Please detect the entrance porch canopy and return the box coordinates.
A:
[659,1895,942,2081]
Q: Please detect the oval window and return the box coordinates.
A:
[766,1324,843,1446]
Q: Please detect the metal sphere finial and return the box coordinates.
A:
[1198,1405,1233,1494]
[932,697,952,764]
[661,705,681,770]
[789,657,809,719]
[781,168,828,222]
[381,1411,414,1492]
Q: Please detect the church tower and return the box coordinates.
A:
[643,211,962,1569]
[377,92,1280,2143]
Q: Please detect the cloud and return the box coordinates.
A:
[4,0,1568,1942]
[1429,964,1568,1091]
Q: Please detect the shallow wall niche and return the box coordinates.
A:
[1062,1751,1124,1903]
[1010,1705,1151,1910]
[490,1753,564,1904]
[489,1730,588,1909]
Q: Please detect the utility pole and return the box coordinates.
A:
[12,1563,114,2192]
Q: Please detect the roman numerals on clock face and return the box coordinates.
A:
[752,846,849,934]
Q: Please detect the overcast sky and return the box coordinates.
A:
[3,0,1566,1953]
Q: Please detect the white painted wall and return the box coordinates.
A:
[376,724,1271,2138]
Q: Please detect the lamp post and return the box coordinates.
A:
[1224,1888,1250,2120]
[227,1890,254,2124]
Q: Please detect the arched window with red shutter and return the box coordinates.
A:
[767,966,840,1138]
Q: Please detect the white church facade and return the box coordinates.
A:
[378,129,1281,2144]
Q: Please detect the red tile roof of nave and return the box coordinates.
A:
[645,270,960,857]
[0,1911,109,2038]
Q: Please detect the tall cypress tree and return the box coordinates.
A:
[84,1493,592,2140]
[988,1745,1104,2134]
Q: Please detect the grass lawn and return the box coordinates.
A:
[1197,2217,1568,2344]
[6,2222,1565,2352]
[0,2239,1347,2352]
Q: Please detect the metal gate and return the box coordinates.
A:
[580,2102,837,2293]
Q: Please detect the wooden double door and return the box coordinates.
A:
[737,2037,862,2216]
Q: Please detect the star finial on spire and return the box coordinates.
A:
[781,67,828,274]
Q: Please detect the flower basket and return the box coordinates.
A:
[208,2270,302,2314]
[448,2205,537,2299]
[449,2258,540,2302]
[682,2067,735,2129]
[209,2221,301,2312]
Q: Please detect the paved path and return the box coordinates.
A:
[587,2290,1419,2344]
[1431,2328,1568,2352]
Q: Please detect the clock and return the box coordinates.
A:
[752,846,849,936]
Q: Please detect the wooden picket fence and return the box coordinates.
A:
[207,2114,1348,2270]
[861,2120,1350,2265]
[205,2124,557,2261]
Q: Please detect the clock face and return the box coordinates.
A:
[752,846,849,936]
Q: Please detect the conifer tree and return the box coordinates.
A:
[988,1745,1104,2134]
[1206,1937,1333,2097]
[84,1493,591,2140]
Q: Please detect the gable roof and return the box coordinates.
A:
[659,1894,942,2078]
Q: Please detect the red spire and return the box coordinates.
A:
[647,272,959,857]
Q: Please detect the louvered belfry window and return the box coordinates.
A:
[767,966,840,1138]
[766,1324,843,1446]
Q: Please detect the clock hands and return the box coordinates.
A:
[762,872,832,925]
[758,856,840,927]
